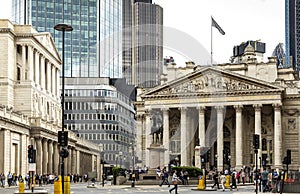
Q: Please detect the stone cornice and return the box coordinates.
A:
[142,89,283,100]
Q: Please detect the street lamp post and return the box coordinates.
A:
[54,23,73,194]
[130,142,135,187]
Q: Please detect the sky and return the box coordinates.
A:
[0,0,285,65]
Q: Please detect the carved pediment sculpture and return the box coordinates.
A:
[154,71,267,95]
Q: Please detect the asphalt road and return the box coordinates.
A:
[0,183,261,194]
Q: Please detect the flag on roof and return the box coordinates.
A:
[211,16,225,35]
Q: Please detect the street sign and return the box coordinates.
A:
[28,163,36,171]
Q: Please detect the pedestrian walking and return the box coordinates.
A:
[211,171,220,189]
[220,172,226,191]
[169,170,180,194]
[230,169,238,190]
[0,173,5,187]
[159,167,170,187]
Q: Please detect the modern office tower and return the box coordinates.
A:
[286,0,300,72]
[272,43,286,68]
[64,77,136,168]
[11,0,122,78]
[123,0,163,88]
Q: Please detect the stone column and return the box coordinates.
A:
[46,61,51,93]
[180,107,188,166]
[56,68,60,97]
[136,115,143,166]
[20,133,28,176]
[48,141,53,173]
[145,109,152,167]
[35,50,40,85]
[216,106,224,171]
[234,105,243,169]
[28,46,34,81]
[72,148,76,174]
[254,104,262,169]
[197,106,206,147]
[53,142,59,175]
[36,138,42,174]
[273,104,282,168]
[67,147,72,174]
[52,66,56,94]
[76,150,80,174]
[40,56,45,90]
[42,139,48,174]
[21,44,26,80]
[162,108,169,167]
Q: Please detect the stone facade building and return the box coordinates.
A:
[135,43,300,172]
[0,20,101,179]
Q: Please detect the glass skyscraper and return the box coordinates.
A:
[286,0,300,73]
[11,0,122,78]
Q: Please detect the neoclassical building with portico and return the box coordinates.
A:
[0,20,101,180]
[135,43,300,172]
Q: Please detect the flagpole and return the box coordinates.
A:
[211,17,213,66]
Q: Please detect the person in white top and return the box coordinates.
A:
[169,170,179,194]
[220,172,226,191]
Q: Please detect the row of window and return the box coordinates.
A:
[64,102,134,118]
[79,133,132,144]
[66,123,133,135]
[65,113,133,126]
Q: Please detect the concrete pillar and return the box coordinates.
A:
[254,104,262,170]
[36,138,42,174]
[273,104,282,168]
[234,105,243,169]
[162,108,169,167]
[48,141,53,173]
[180,107,187,166]
[42,139,48,174]
[216,106,224,172]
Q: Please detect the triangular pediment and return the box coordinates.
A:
[34,32,61,61]
[142,67,283,98]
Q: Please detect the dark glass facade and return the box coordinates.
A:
[286,0,300,72]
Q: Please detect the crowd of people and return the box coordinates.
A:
[0,172,91,188]
[210,167,283,192]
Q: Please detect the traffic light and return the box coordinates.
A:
[253,134,260,149]
[28,145,36,163]
[201,155,205,163]
[60,148,69,158]
[287,149,291,165]
[282,156,288,164]
[58,131,68,146]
